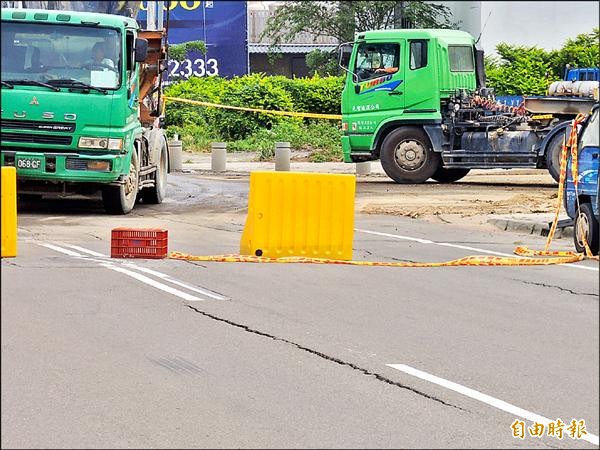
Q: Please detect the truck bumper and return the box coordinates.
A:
[0,150,127,183]
[341,136,352,163]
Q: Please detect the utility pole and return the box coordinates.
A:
[339,1,355,41]
[394,1,405,29]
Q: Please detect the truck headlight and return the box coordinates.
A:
[78,137,123,150]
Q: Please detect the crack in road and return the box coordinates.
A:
[514,279,599,298]
[185,304,466,411]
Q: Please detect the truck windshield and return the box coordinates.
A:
[1,22,121,90]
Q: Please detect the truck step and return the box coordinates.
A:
[442,151,538,168]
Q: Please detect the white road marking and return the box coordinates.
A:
[40,243,83,257]
[355,228,599,272]
[37,243,223,302]
[387,364,599,446]
[65,244,107,258]
[60,244,227,300]
[38,216,67,222]
[121,264,227,300]
[100,264,202,302]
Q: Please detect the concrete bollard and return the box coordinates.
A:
[275,141,291,171]
[168,139,183,172]
[211,142,227,172]
[355,161,371,175]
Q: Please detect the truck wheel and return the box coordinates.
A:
[432,167,470,183]
[102,151,139,214]
[573,202,599,255]
[545,130,566,183]
[141,139,167,204]
[380,127,440,184]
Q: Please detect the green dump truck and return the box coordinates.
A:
[1,2,169,214]
[338,29,598,184]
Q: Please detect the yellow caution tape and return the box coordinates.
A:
[544,113,595,256]
[169,249,597,267]
[163,96,343,120]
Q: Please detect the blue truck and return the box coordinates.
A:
[564,103,599,255]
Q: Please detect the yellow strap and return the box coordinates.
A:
[163,96,343,120]
[169,250,597,267]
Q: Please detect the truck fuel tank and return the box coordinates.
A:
[460,130,540,154]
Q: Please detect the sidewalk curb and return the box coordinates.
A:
[487,217,574,239]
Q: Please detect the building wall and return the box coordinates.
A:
[445,1,599,57]
[250,54,310,78]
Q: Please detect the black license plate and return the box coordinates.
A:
[16,156,42,170]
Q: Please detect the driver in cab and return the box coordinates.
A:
[86,42,114,69]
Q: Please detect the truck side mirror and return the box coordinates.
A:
[134,38,148,63]
[338,44,352,69]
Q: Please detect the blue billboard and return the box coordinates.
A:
[138,0,248,79]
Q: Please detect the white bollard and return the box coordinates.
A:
[211,142,227,172]
[275,141,291,171]
[356,161,371,175]
[168,139,182,172]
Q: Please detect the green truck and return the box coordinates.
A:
[338,29,598,184]
[1,2,168,214]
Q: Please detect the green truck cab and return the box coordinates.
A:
[339,29,583,184]
[1,7,168,214]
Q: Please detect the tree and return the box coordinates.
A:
[484,29,600,96]
[261,1,457,45]
[549,28,600,77]
[261,1,457,76]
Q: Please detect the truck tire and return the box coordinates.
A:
[573,202,599,255]
[432,167,470,183]
[380,127,440,184]
[141,139,167,204]
[102,151,139,214]
[545,130,566,183]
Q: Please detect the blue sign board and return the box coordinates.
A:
[138,0,248,79]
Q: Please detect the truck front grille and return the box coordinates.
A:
[1,119,75,133]
[65,157,88,170]
[2,133,72,145]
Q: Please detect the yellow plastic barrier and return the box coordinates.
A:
[1,167,17,258]
[240,171,356,260]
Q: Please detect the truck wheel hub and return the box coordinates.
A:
[124,162,137,196]
[576,212,590,245]
[395,140,425,170]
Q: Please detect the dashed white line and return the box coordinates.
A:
[38,243,221,302]
[100,263,202,301]
[121,264,227,300]
[40,243,84,257]
[65,244,107,258]
[355,228,598,272]
[387,364,599,446]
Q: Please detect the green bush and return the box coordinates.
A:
[227,121,342,162]
[164,73,344,161]
[165,73,344,136]
[484,29,599,96]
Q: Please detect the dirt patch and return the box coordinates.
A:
[354,170,561,232]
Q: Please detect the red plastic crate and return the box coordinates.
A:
[111,228,168,259]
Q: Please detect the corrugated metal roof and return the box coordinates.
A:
[248,43,338,54]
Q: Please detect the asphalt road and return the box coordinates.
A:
[2,174,598,449]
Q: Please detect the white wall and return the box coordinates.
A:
[446,1,599,57]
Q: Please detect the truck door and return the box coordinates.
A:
[402,39,437,112]
[347,40,405,137]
